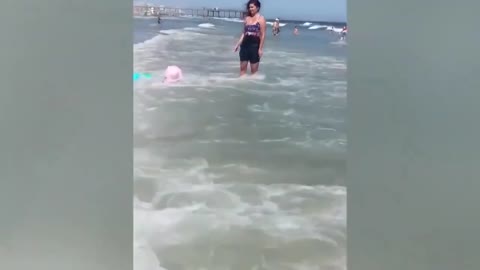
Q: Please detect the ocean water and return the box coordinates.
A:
[134,16,347,270]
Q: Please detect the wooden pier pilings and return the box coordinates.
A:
[133,6,245,19]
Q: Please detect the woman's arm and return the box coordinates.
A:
[234,33,244,52]
[236,33,245,47]
[234,20,246,51]
[259,16,267,50]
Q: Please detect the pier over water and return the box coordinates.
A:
[133,6,246,19]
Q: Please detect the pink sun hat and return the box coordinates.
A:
[163,65,183,83]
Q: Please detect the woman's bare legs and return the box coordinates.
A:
[240,61,248,76]
[250,62,259,74]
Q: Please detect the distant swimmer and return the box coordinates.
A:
[234,0,266,76]
[340,26,347,40]
[272,18,280,36]
[293,26,299,35]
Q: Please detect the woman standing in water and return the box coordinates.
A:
[234,0,267,76]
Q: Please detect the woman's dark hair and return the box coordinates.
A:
[245,0,261,15]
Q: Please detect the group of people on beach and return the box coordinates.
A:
[159,0,347,83]
[234,0,347,77]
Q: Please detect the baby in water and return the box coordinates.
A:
[163,65,183,83]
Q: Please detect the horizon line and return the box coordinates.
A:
[133,4,346,23]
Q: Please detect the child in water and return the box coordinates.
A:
[163,65,183,83]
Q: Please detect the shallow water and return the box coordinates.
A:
[134,16,347,270]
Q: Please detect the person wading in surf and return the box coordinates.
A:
[272,18,280,36]
[340,26,347,40]
[234,0,267,76]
